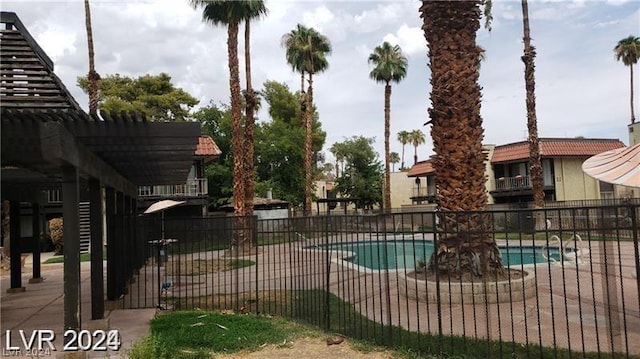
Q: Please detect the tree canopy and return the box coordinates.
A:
[333,136,383,209]
[77,73,199,121]
[197,81,326,208]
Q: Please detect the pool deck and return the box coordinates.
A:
[2,238,639,357]
[1,253,155,358]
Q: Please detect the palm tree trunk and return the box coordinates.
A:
[244,19,255,217]
[631,63,636,124]
[413,144,418,165]
[521,0,545,215]
[384,82,392,212]
[228,21,246,250]
[401,144,405,170]
[84,0,99,116]
[421,0,503,278]
[304,73,314,215]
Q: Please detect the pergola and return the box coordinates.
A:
[1,11,201,331]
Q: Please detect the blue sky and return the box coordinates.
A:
[2,0,639,165]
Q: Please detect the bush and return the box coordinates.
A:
[49,218,63,255]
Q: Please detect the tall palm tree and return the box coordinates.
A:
[397,130,410,170]
[390,152,400,172]
[191,0,256,252]
[521,0,544,213]
[421,0,503,278]
[329,142,345,178]
[84,0,100,116]
[369,42,408,213]
[409,129,425,165]
[282,24,331,215]
[614,35,640,124]
[242,1,267,219]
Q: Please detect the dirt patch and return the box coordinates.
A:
[212,337,397,359]
[166,259,254,276]
[409,268,524,283]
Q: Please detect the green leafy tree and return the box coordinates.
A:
[334,136,383,210]
[614,35,640,124]
[369,41,408,212]
[77,73,198,121]
[193,102,234,207]
[256,80,325,206]
[282,24,331,215]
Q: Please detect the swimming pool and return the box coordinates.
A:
[318,240,566,271]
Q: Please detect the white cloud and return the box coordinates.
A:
[382,24,426,57]
[302,5,335,33]
[1,0,637,162]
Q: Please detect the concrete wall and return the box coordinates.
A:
[629,122,640,146]
[390,171,415,209]
[553,157,600,200]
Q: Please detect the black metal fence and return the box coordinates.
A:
[120,205,639,358]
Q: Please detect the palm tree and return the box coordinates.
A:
[409,129,425,165]
[390,152,400,172]
[369,42,408,213]
[521,0,544,215]
[614,35,640,124]
[282,24,331,215]
[330,142,345,178]
[191,0,258,252]
[421,0,503,278]
[397,130,410,170]
[242,1,267,219]
[84,0,100,116]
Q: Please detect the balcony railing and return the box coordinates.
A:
[495,175,531,190]
[138,178,208,198]
[412,185,436,198]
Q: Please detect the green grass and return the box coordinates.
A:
[127,311,318,359]
[44,252,106,264]
[166,290,629,359]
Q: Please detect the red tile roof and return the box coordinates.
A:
[491,138,625,164]
[195,136,221,158]
[407,160,435,177]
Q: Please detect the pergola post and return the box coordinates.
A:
[28,202,43,283]
[89,178,104,319]
[7,200,24,293]
[105,186,117,301]
[62,165,80,334]
[116,191,124,296]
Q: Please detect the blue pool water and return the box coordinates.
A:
[319,240,565,270]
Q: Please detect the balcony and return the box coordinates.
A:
[412,185,436,198]
[138,178,208,198]
[495,175,530,190]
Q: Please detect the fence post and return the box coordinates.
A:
[324,215,331,332]
[599,211,622,353]
[630,204,640,315]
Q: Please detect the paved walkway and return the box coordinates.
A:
[0,252,155,358]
